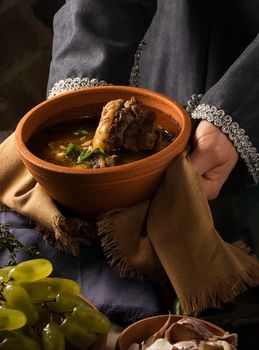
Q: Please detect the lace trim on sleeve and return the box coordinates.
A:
[48,39,145,98]
[185,93,203,114]
[190,101,259,184]
[129,40,146,87]
[48,77,111,99]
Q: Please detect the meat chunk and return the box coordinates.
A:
[92,99,124,151]
[92,97,161,152]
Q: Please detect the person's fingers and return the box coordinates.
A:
[199,177,220,200]
[190,121,239,199]
[190,129,227,176]
[200,164,229,199]
[190,143,221,175]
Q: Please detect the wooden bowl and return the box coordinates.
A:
[15,86,191,219]
[116,315,227,350]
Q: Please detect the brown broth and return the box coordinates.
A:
[28,116,175,169]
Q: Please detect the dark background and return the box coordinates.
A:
[1,0,64,132]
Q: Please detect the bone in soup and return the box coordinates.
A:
[28,97,176,169]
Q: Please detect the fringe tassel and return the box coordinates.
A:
[97,211,144,280]
[179,261,259,315]
[36,215,93,256]
[232,240,253,255]
[0,204,14,211]
[0,206,89,256]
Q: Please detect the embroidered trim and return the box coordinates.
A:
[186,94,203,114]
[191,104,259,184]
[48,77,111,98]
[48,40,146,97]
[129,40,146,87]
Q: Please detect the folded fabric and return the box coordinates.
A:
[97,153,259,315]
[1,133,259,315]
[0,133,91,256]
[0,211,164,326]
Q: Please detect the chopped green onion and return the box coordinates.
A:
[73,127,89,136]
[94,148,106,155]
[77,149,94,164]
[76,148,107,164]
[65,143,82,157]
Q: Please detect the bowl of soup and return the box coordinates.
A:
[15,86,191,218]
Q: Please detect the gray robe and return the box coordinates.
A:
[47,0,259,252]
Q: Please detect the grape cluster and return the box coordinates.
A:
[0,259,110,349]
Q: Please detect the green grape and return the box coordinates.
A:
[0,337,20,349]
[20,281,52,302]
[42,321,65,350]
[2,281,39,325]
[8,259,53,282]
[40,277,80,298]
[34,304,51,325]
[46,292,91,313]
[71,305,110,334]
[26,326,43,344]
[60,316,97,350]
[0,267,13,284]
[0,308,27,330]
[0,303,8,309]
[0,331,41,350]
[50,312,62,326]
[0,331,9,342]
[44,301,65,314]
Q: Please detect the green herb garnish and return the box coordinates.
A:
[0,223,41,266]
[76,148,106,164]
[73,128,89,136]
[77,149,94,164]
[95,148,106,155]
[65,143,82,157]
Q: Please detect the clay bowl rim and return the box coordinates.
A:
[15,86,192,176]
[116,314,226,350]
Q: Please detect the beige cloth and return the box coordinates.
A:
[0,133,91,255]
[1,133,259,315]
[97,152,259,314]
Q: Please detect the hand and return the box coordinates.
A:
[190,121,238,199]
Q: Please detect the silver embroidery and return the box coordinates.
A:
[48,77,111,99]
[185,94,203,114]
[49,41,146,97]
[191,103,259,184]
[129,40,146,87]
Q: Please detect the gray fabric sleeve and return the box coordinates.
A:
[47,0,157,95]
[190,34,259,182]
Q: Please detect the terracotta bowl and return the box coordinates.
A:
[116,315,226,350]
[15,86,191,219]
